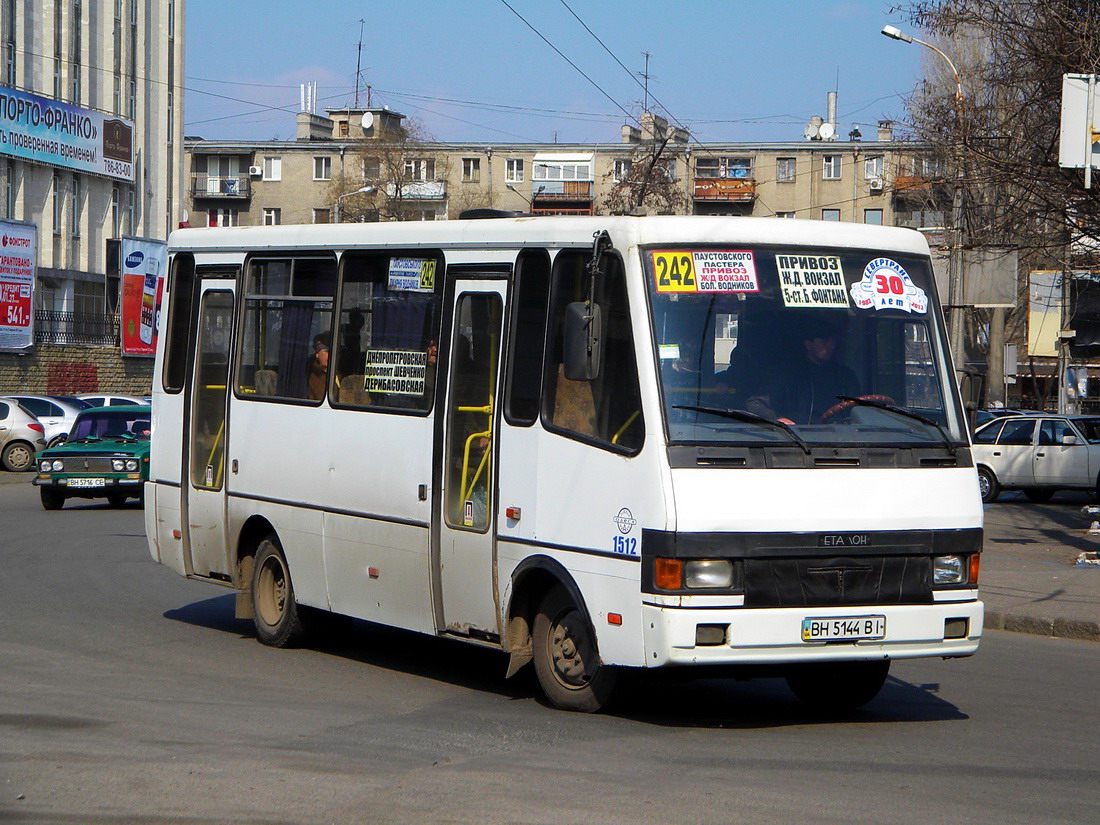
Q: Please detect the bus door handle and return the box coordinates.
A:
[992,451,1001,456]
[231,459,239,474]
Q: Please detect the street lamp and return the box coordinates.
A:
[334,185,376,223]
[881,24,967,376]
[505,182,532,210]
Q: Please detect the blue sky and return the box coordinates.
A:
[184,0,926,144]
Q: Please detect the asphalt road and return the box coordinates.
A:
[1,480,1097,825]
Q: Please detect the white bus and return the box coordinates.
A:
[146,215,983,712]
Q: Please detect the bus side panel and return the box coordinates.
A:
[528,432,668,667]
[498,546,648,667]
[324,514,434,633]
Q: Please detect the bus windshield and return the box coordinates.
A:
[645,245,965,448]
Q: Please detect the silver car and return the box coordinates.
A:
[0,398,47,472]
[972,414,1100,502]
[4,395,90,448]
[76,393,149,408]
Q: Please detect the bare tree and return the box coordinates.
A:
[896,0,1100,258]
[602,113,689,216]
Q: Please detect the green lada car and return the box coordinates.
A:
[34,405,151,510]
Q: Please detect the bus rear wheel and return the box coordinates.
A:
[251,534,305,648]
[785,660,890,711]
[532,586,616,713]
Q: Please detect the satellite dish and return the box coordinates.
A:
[818,122,836,141]
[361,111,375,131]
[804,123,819,140]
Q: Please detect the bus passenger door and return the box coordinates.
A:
[435,282,507,638]
[183,285,235,580]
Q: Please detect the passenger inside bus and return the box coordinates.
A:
[744,318,860,425]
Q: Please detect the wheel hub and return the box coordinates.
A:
[550,611,591,688]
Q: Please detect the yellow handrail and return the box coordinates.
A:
[204,418,225,488]
[611,410,641,445]
[457,397,493,514]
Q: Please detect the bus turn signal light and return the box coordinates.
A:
[969,554,981,585]
[654,558,683,590]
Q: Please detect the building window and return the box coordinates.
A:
[506,159,524,183]
[776,157,796,183]
[74,280,105,317]
[313,208,331,224]
[404,158,435,181]
[362,157,380,179]
[864,209,883,225]
[2,0,15,85]
[52,174,62,235]
[313,156,332,181]
[612,159,632,182]
[823,155,842,180]
[919,156,946,178]
[462,158,481,182]
[71,0,82,103]
[111,184,120,235]
[262,156,282,181]
[533,161,592,181]
[338,121,349,137]
[865,155,884,180]
[70,177,81,237]
[3,160,14,219]
[695,156,753,179]
[263,208,282,226]
[775,211,796,219]
[821,209,841,221]
[208,208,238,227]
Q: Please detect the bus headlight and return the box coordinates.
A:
[52,459,64,471]
[685,559,735,589]
[125,459,138,471]
[112,459,125,471]
[933,554,965,585]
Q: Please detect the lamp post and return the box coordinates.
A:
[882,25,967,376]
[505,182,532,211]
[334,185,376,223]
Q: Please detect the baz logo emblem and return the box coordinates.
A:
[819,533,870,547]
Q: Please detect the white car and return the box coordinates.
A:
[972,414,1100,503]
[3,395,89,449]
[77,393,149,408]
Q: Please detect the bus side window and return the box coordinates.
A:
[162,253,196,393]
[235,256,337,403]
[504,248,551,426]
[542,250,644,453]
[331,251,443,413]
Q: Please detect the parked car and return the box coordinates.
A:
[0,398,47,472]
[77,393,149,408]
[33,405,151,509]
[973,408,1043,428]
[972,414,1100,503]
[5,395,90,448]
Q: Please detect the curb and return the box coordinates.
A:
[985,610,1100,643]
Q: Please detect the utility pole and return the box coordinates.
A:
[354,19,365,107]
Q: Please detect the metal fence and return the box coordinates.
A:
[34,310,120,346]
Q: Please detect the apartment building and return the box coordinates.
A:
[0,0,183,323]
[185,108,949,233]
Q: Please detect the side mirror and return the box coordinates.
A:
[563,301,602,381]
[1062,433,1078,445]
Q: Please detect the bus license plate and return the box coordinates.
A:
[68,477,106,488]
[801,615,886,642]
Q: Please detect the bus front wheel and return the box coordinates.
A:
[251,534,305,648]
[785,660,890,711]
[532,586,616,713]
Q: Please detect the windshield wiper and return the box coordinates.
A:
[834,395,957,455]
[673,405,812,455]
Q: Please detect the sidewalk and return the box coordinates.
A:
[2,470,1097,641]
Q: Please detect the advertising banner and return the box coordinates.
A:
[119,237,166,357]
[0,85,134,181]
[0,219,36,352]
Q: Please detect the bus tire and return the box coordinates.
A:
[532,585,616,712]
[977,466,1000,504]
[40,487,65,510]
[785,660,890,711]
[251,534,305,648]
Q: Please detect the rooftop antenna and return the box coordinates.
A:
[354,19,365,107]
[640,51,652,112]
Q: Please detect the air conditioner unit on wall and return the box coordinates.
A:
[248,166,263,176]
[868,177,884,191]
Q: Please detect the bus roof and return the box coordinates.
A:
[169,215,932,258]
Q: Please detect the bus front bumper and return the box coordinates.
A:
[641,600,983,667]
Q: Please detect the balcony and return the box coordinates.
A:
[385,180,447,200]
[693,178,756,202]
[191,174,252,199]
[893,175,933,193]
[532,180,593,200]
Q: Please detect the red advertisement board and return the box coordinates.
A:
[0,220,36,351]
[119,238,166,357]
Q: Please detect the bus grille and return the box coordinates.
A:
[743,555,933,607]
